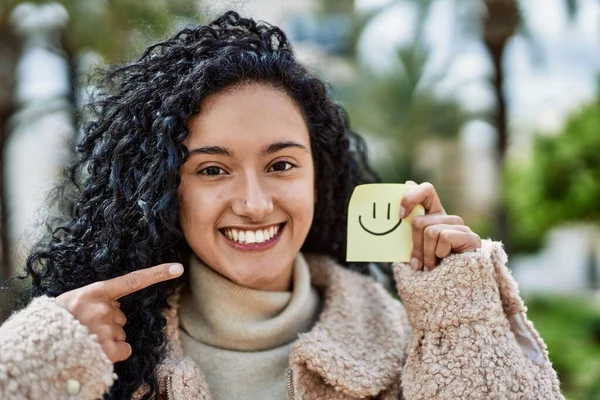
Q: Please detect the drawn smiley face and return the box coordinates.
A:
[346,183,424,262]
[358,202,402,236]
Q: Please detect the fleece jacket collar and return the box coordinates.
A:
[133,254,411,399]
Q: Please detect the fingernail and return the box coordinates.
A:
[169,263,184,275]
[410,258,420,271]
[399,207,406,219]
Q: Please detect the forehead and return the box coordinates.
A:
[186,83,309,147]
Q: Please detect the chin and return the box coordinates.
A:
[230,261,291,290]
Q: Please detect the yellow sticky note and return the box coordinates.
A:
[346,183,425,263]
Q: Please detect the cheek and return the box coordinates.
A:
[178,182,219,235]
[284,180,315,228]
[177,190,195,237]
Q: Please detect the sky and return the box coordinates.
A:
[355,0,600,154]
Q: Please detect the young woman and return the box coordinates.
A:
[0,11,562,400]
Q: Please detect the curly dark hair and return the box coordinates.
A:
[17,10,380,399]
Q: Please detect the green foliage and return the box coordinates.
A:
[335,44,467,185]
[329,0,468,190]
[504,102,600,252]
[526,295,600,399]
[3,0,202,63]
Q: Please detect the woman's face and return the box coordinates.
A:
[178,83,315,291]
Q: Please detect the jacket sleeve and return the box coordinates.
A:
[393,239,564,400]
[0,296,116,399]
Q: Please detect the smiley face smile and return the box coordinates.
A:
[357,202,403,236]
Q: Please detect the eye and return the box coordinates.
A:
[268,161,295,173]
[198,166,228,176]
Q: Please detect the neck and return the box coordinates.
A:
[178,252,321,351]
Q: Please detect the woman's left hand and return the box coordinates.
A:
[400,181,481,272]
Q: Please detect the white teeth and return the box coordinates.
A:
[223,225,281,244]
[256,230,264,242]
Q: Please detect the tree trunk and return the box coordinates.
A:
[487,40,511,248]
[0,21,21,321]
[482,0,518,249]
[60,24,79,155]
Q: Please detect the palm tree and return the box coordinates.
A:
[479,0,518,164]
[478,0,582,245]
[330,0,468,191]
[347,0,582,245]
[0,0,203,320]
[477,0,519,245]
[338,44,467,182]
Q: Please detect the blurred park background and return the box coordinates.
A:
[0,0,599,397]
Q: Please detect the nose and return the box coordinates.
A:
[231,174,274,221]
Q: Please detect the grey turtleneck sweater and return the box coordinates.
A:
[178,253,321,399]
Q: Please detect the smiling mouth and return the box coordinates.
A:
[358,216,402,236]
[219,223,285,246]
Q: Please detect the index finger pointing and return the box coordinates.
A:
[100,263,184,300]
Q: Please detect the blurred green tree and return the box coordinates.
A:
[472,0,519,247]
[526,295,600,399]
[0,0,202,314]
[464,0,580,162]
[505,100,600,252]
[337,0,582,246]
[0,6,21,286]
[2,0,202,61]
[2,0,203,129]
[336,45,467,185]
[471,0,583,247]
[321,0,468,209]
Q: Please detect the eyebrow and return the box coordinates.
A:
[187,141,309,157]
[260,141,309,156]
[188,145,232,157]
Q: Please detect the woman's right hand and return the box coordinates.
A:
[55,262,184,363]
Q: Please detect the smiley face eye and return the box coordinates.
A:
[372,202,391,219]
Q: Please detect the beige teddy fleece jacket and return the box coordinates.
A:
[0,240,564,399]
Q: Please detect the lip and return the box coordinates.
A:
[219,222,282,231]
[220,223,285,251]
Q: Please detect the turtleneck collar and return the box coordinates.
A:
[178,252,321,351]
